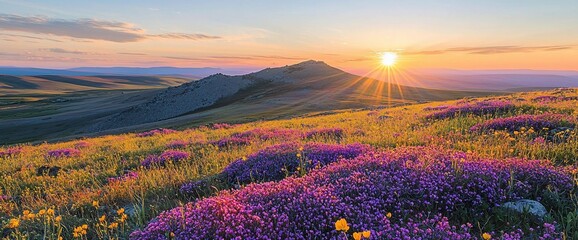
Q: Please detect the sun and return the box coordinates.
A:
[380,52,398,67]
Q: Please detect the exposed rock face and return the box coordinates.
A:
[89,74,255,131]
[501,199,548,217]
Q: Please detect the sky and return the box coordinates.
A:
[1,0,578,73]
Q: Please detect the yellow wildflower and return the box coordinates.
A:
[482,232,491,240]
[7,218,20,228]
[99,215,106,223]
[386,212,392,218]
[353,232,362,240]
[46,208,55,216]
[92,200,99,208]
[108,222,119,229]
[296,153,302,158]
[362,230,371,238]
[55,215,62,223]
[82,224,88,230]
[335,218,349,232]
[117,208,125,215]
[38,209,46,216]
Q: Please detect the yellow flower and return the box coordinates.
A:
[38,209,46,216]
[298,147,304,151]
[386,212,392,218]
[55,215,62,223]
[46,208,55,216]
[353,232,362,240]
[99,215,106,223]
[22,210,31,216]
[334,218,349,232]
[362,230,371,238]
[117,208,125,215]
[482,232,491,240]
[296,153,302,158]
[82,224,88,230]
[7,218,20,228]
[241,157,247,161]
[108,222,119,229]
[92,200,99,208]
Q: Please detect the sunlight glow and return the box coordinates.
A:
[380,52,398,67]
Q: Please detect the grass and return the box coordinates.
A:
[0,88,577,239]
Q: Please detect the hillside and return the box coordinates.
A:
[0,75,193,95]
[1,88,577,239]
[87,60,494,133]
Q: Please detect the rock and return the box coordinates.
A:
[378,115,392,120]
[501,199,548,217]
[36,166,61,177]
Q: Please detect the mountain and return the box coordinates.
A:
[0,66,256,77]
[404,69,578,91]
[86,60,493,132]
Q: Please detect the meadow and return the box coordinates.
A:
[1,88,577,239]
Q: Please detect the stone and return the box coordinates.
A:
[501,199,548,218]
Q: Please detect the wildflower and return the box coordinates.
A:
[386,212,392,218]
[55,215,62,223]
[362,231,371,238]
[482,232,491,240]
[92,200,99,208]
[108,222,119,229]
[335,218,349,232]
[120,213,128,223]
[46,208,55,216]
[117,208,125,215]
[7,218,20,228]
[99,215,106,223]
[38,209,46,216]
[296,153,302,158]
[353,232,362,240]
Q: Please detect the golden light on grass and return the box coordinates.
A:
[380,52,398,67]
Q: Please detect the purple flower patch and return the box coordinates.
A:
[141,150,190,168]
[136,128,177,137]
[470,113,575,132]
[304,128,344,139]
[47,148,81,158]
[425,100,515,120]
[132,147,573,240]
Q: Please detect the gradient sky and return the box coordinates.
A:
[1,0,578,73]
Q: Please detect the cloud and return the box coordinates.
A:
[118,52,149,56]
[0,14,220,42]
[40,48,89,55]
[151,33,220,40]
[0,33,63,42]
[405,45,575,55]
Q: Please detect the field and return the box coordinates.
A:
[1,88,577,239]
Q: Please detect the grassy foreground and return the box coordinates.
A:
[1,89,578,239]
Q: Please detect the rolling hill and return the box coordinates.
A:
[0,75,194,95]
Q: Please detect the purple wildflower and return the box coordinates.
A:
[0,147,22,158]
[47,148,81,158]
[137,128,177,137]
[141,150,190,168]
[132,147,572,240]
[426,100,515,119]
[304,128,344,139]
[470,113,575,132]
[166,140,188,149]
[108,171,139,184]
